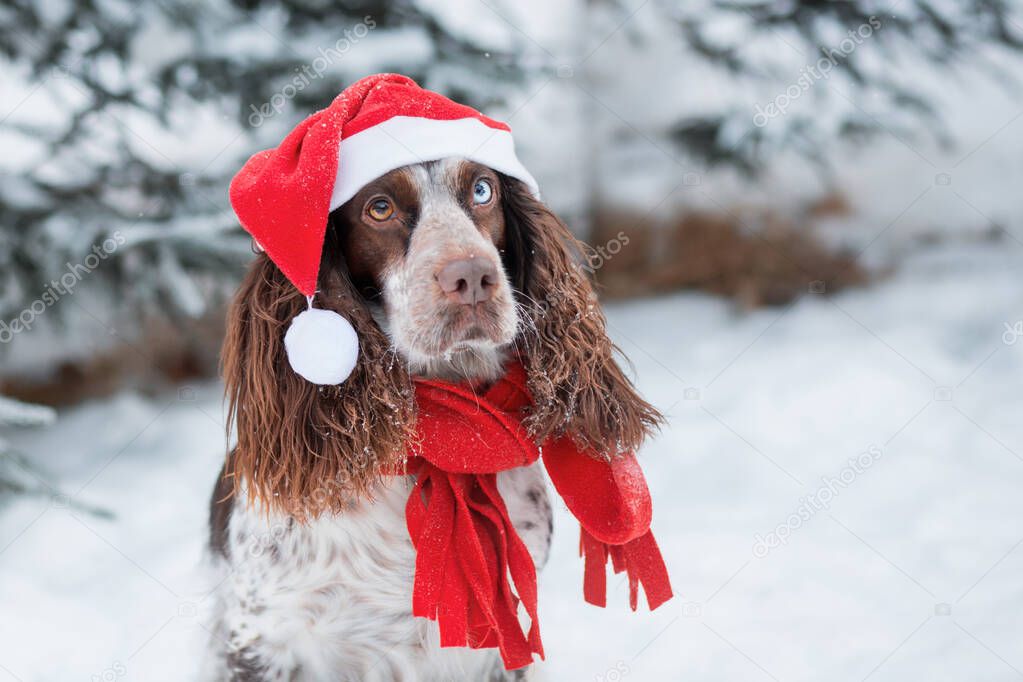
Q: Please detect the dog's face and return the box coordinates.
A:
[332,158,519,381]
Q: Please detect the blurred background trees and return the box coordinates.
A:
[1,0,1022,454]
[661,0,1023,173]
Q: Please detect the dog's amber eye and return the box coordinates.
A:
[367,198,394,221]
[472,179,493,205]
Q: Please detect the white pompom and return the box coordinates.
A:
[284,308,359,385]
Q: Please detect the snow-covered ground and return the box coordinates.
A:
[2,242,1022,681]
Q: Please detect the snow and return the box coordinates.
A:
[3,242,1023,680]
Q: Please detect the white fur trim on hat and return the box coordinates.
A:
[329,116,540,211]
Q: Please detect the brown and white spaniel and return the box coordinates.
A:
[204,158,661,681]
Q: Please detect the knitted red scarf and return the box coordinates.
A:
[402,361,672,670]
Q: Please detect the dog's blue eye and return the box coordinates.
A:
[472,179,493,205]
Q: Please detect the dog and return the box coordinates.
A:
[204,158,661,681]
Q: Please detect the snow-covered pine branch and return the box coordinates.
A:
[0,395,56,429]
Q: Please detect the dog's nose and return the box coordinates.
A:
[436,256,498,304]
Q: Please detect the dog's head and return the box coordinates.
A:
[224,158,661,516]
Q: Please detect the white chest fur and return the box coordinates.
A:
[204,464,552,682]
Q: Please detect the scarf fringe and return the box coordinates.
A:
[406,461,544,670]
[580,528,673,611]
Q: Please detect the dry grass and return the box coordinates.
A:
[0,312,225,406]
[589,202,867,307]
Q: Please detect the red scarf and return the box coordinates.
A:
[402,361,672,670]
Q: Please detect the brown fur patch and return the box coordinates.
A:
[338,167,419,291]
[452,161,506,247]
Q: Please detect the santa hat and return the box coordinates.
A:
[229,73,539,385]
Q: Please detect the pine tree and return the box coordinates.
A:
[660,0,1023,173]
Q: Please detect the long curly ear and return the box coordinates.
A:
[222,230,414,519]
[501,177,663,457]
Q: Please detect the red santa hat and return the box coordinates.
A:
[229,73,539,384]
